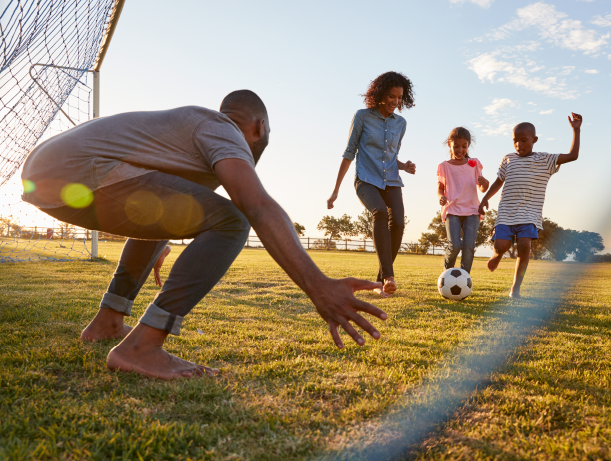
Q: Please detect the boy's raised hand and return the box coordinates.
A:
[568,112,582,129]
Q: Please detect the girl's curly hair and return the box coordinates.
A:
[443,127,475,159]
[362,71,415,111]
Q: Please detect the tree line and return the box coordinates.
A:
[291,209,607,262]
[418,210,605,262]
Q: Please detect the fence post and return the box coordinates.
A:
[308,237,310,249]
[346,239,348,251]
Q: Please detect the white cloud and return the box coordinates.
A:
[585,69,599,74]
[483,98,519,115]
[482,122,515,137]
[539,109,554,114]
[528,102,536,105]
[449,0,494,8]
[546,138,555,140]
[556,66,576,76]
[483,3,610,54]
[591,14,611,28]
[468,52,577,99]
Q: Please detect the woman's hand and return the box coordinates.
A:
[439,195,448,206]
[327,191,338,209]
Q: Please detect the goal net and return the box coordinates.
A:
[0,0,124,262]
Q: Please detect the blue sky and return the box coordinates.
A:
[3,0,611,253]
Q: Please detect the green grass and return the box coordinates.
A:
[0,244,609,460]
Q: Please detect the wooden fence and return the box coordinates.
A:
[244,235,444,256]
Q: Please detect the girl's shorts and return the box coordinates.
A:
[492,224,539,241]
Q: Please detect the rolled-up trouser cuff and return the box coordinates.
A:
[99,292,134,316]
[139,303,183,336]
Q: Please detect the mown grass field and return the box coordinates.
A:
[0,243,609,460]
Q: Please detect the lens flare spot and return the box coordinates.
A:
[22,179,36,193]
[60,183,93,208]
[125,191,163,226]
[161,194,204,236]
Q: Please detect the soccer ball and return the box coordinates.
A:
[437,268,472,300]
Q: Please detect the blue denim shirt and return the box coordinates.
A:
[342,108,407,189]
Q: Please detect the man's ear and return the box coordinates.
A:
[254,119,265,138]
[533,136,538,144]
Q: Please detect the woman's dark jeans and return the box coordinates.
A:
[355,179,405,282]
[444,214,480,273]
[42,171,250,335]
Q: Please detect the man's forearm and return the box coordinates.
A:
[245,199,326,294]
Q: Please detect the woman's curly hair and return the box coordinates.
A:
[362,71,415,111]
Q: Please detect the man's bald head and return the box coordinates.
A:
[220,90,268,121]
[513,122,536,136]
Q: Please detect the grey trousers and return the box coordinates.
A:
[41,171,250,335]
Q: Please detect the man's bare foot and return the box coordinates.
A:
[487,254,502,272]
[106,323,219,380]
[374,287,391,298]
[509,291,522,299]
[80,308,132,342]
[383,277,397,295]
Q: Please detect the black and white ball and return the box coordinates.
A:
[437,268,472,300]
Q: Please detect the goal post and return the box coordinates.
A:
[0,0,126,261]
[91,0,126,258]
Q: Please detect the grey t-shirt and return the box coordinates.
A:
[21,106,255,208]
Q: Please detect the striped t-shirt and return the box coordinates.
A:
[496,152,560,230]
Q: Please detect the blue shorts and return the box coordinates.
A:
[492,224,539,241]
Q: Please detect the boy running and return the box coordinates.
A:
[478,113,582,298]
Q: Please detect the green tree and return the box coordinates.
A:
[293,222,305,237]
[573,231,605,262]
[317,214,356,250]
[475,210,497,248]
[424,212,447,246]
[354,210,373,239]
[0,215,21,236]
[420,210,497,252]
[539,223,578,261]
[418,232,443,254]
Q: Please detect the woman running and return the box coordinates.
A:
[327,71,416,297]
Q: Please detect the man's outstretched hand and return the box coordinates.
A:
[310,277,387,349]
[153,245,171,288]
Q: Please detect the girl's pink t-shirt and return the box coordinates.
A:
[437,159,483,221]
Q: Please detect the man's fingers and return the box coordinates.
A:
[329,322,344,349]
[347,277,383,292]
[344,310,381,340]
[351,298,388,320]
[338,319,365,346]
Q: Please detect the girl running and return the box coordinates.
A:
[327,71,416,297]
[437,127,489,273]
